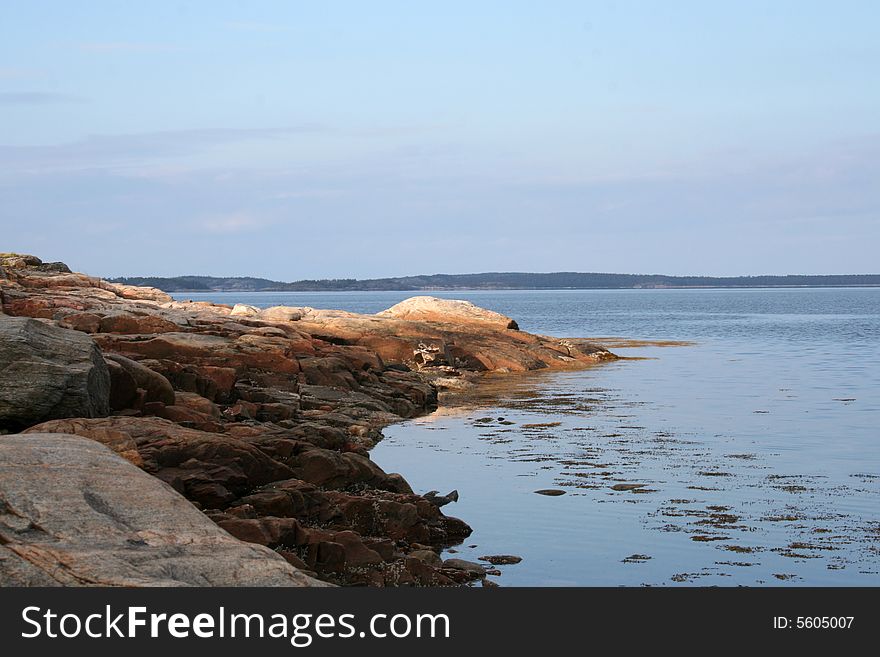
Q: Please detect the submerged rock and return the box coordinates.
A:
[479,554,523,565]
[442,558,487,575]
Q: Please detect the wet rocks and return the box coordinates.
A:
[409,549,443,566]
[424,489,459,507]
[441,558,488,583]
[610,483,647,491]
[479,554,523,565]
[534,488,567,496]
[442,558,486,573]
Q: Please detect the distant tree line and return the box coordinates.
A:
[108,272,880,292]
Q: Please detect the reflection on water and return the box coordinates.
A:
[181,287,880,585]
[371,289,880,586]
[376,358,880,586]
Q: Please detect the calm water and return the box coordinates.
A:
[178,288,880,586]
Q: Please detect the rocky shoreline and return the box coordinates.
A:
[0,254,615,587]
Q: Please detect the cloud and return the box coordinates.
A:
[271,188,347,199]
[224,21,290,33]
[0,125,325,174]
[198,213,267,234]
[75,42,183,53]
[0,92,83,105]
[2,133,878,278]
[0,67,44,80]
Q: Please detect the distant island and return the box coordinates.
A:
[107,272,880,292]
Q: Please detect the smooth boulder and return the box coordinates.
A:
[377,296,520,330]
[0,433,327,587]
[0,316,110,430]
[104,353,176,406]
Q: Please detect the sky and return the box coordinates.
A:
[1,1,879,279]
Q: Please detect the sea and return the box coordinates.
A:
[175,288,880,586]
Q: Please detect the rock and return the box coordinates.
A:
[424,489,459,507]
[156,404,225,432]
[104,354,176,406]
[442,558,486,574]
[214,516,304,548]
[261,306,306,322]
[0,316,110,430]
[22,415,295,493]
[93,332,303,377]
[0,253,45,269]
[534,489,566,496]
[378,296,520,330]
[0,434,326,586]
[479,554,523,565]
[174,391,221,417]
[295,302,613,373]
[22,420,143,466]
[0,255,618,587]
[104,357,139,410]
[104,283,172,303]
[412,343,451,368]
[59,312,102,333]
[230,304,261,317]
[98,312,180,334]
[292,447,399,490]
[332,530,384,566]
[610,483,647,492]
[409,549,443,567]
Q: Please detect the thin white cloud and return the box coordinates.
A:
[271,188,347,199]
[225,21,290,33]
[0,125,325,174]
[76,42,183,53]
[0,91,83,104]
[0,67,44,80]
[198,213,267,234]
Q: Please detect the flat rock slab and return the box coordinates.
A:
[0,433,327,587]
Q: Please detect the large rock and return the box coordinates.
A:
[260,306,306,322]
[103,282,173,303]
[104,357,139,410]
[104,353,176,406]
[0,316,110,430]
[0,433,326,587]
[377,296,520,330]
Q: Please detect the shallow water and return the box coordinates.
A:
[178,288,880,585]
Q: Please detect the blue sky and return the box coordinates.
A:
[1,1,878,278]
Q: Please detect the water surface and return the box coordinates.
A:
[178,288,880,585]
